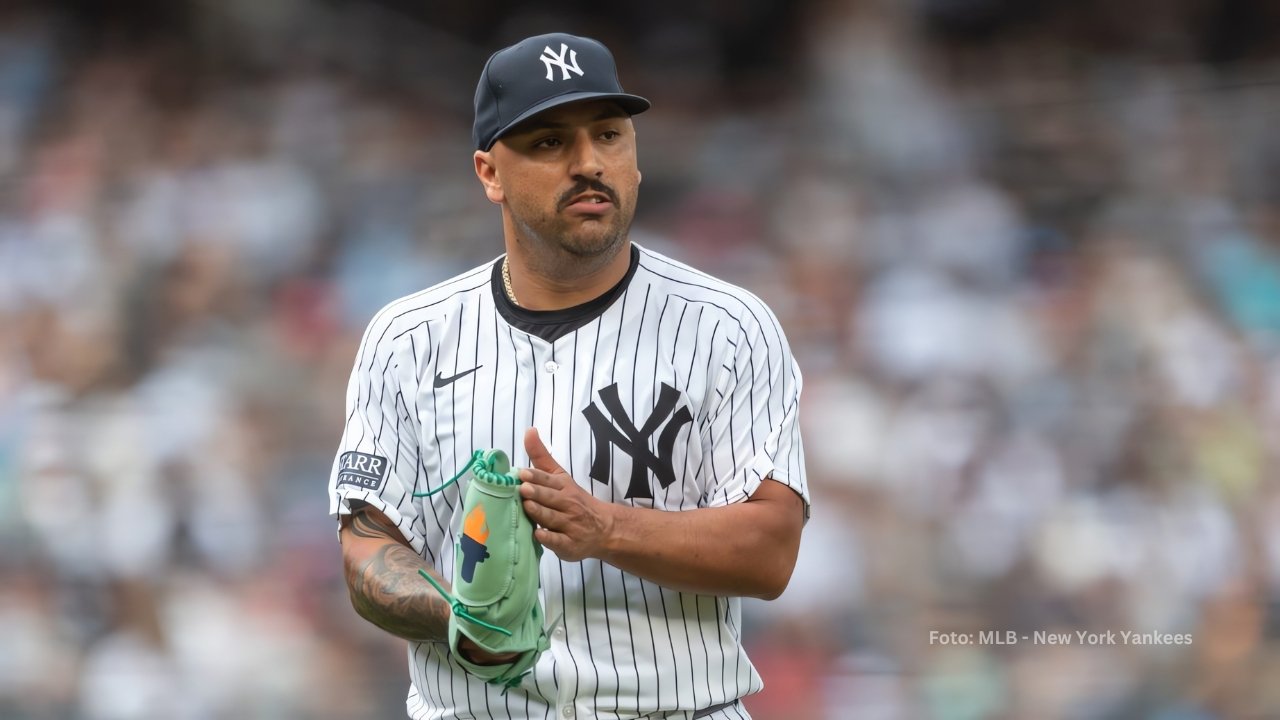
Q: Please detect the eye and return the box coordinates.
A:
[533,136,562,149]
[600,129,621,141]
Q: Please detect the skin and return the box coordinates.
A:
[340,97,804,664]
[340,504,451,641]
[518,428,803,600]
[340,503,518,663]
[473,100,641,311]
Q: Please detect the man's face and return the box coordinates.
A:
[476,100,640,261]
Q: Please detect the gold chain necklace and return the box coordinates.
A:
[501,256,519,307]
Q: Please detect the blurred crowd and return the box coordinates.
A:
[2,1,1280,718]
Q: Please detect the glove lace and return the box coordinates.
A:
[413,449,520,497]
[417,569,514,636]
[413,450,483,497]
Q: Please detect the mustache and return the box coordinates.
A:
[559,180,618,208]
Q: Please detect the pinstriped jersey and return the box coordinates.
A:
[328,243,808,720]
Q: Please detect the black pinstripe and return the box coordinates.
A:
[327,246,804,719]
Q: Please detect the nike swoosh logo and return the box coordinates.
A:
[433,366,482,388]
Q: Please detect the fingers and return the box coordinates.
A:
[521,498,570,528]
[457,637,520,664]
[519,478,570,507]
[518,466,564,490]
[532,527,581,560]
[513,428,594,563]
[524,427,566,475]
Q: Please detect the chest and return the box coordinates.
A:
[416,316,722,510]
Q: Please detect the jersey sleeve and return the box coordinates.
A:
[328,312,428,554]
[700,303,809,518]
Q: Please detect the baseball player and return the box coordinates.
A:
[329,32,809,719]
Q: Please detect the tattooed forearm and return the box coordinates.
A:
[342,506,451,642]
[349,508,402,540]
[348,544,451,641]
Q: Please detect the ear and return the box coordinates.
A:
[474,150,504,204]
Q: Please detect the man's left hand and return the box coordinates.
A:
[518,427,615,561]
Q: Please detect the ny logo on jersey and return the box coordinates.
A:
[582,382,693,499]
[540,43,584,81]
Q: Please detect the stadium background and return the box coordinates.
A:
[2,0,1280,717]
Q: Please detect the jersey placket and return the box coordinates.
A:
[517,333,573,717]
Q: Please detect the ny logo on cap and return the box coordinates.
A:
[540,43,584,81]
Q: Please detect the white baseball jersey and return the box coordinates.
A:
[328,243,808,720]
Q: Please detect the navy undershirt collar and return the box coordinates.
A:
[491,245,640,344]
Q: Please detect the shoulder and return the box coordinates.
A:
[632,244,785,343]
[355,259,496,358]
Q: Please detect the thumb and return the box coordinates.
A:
[524,427,565,474]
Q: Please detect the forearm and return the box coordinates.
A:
[341,506,451,642]
[517,429,805,600]
[598,481,802,600]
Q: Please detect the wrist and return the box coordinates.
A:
[597,501,625,562]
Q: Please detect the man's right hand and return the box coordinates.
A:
[457,636,520,665]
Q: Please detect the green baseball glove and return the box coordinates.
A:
[415,449,549,688]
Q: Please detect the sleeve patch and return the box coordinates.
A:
[337,451,390,491]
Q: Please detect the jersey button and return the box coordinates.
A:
[561,707,573,719]
[544,361,559,373]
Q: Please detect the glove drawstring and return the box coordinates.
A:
[413,450,484,498]
[497,671,531,692]
[417,569,514,636]
[472,455,520,486]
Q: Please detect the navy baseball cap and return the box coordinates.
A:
[473,33,651,151]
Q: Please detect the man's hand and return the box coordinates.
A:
[518,427,616,561]
[516,426,804,599]
[457,637,520,665]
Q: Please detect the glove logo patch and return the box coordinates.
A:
[337,451,389,491]
[459,504,492,583]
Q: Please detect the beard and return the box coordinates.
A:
[507,179,636,277]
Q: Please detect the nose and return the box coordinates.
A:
[568,130,603,179]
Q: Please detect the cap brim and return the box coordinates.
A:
[484,91,651,150]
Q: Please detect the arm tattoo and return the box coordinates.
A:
[345,507,451,642]
[349,508,403,540]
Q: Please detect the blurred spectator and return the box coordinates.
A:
[1,1,1279,718]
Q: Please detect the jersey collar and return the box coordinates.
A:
[492,245,640,343]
